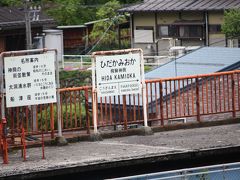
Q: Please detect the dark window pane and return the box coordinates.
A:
[209,25,222,33]
[159,26,169,37]
[189,26,202,37]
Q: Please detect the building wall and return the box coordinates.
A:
[208,11,224,24]
[208,11,226,47]
[134,12,155,26]
[157,12,179,24]
[0,37,5,52]
[181,11,203,20]
[133,12,156,55]
[132,10,238,55]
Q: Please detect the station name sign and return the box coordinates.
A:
[4,53,57,107]
[96,53,141,97]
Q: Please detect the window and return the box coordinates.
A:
[179,25,203,38]
[158,25,178,37]
[135,26,153,43]
[159,26,169,36]
[209,25,222,33]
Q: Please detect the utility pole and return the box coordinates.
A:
[24,0,41,50]
[24,0,41,131]
[24,0,32,50]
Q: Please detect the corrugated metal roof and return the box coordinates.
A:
[0,7,55,29]
[119,0,240,12]
[145,47,240,80]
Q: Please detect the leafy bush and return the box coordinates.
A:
[59,70,92,88]
[37,103,89,131]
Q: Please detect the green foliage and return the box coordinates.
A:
[0,0,22,6]
[46,0,83,25]
[222,9,240,39]
[38,103,87,130]
[89,0,129,51]
[144,66,152,73]
[59,70,92,87]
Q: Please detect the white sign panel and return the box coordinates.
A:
[96,53,141,97]
[4,53,57,107]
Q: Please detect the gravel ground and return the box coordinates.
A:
[0,123,240,178]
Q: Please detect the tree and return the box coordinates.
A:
[46,0,83,25]
[88,0,128,52]
[222,9,240,39]
[0,0,22,6]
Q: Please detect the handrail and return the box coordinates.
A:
[146,70,240,83]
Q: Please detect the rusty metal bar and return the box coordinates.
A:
[79,90,82,128]
[50,103,54,139]
[104,97,108,125]
[145,70,240,83]
[100,97,103,126]
[169,81,173,118]
[133,94,136,121]
[155,82,158,117]
[223,75,226,112]
[218,76,222,112]
[70,91,73,128]
[65,92,68,129]
[165,81,168,119]
[129,95,132,121]
[118,95,121,123]
[214,76,217,113]
[174,80,177,117]
[123,95,127,130]
[113,96,117,124]
[191,79,194,115]
[196,78,200,122]
[202,78,204,114]
[227,75,230,111]
[137,94,141,120]
[210,77,213,113]
[84,89,90,134]
[146,83,149,119]
[182,79,185,116]
[238,73,240,110]
[187,79,190,116]
[206,78,209,114]
[231,74,236,118]
[109,96,113,125]
[159,80,164,125]
[178,80,181,117]
[44,104,48,132]
[74,91,77,128]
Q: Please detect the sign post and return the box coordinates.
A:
[0,49,67,144]
[4,53,57,107]
[92,49,149,133]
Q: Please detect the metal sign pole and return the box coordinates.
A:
[0,55,5,119]
[140,49,148,127]
[92,56,98,134]
[55,50,63,137]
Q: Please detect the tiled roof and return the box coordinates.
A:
[119,0,240,12]
[0,7,55,29]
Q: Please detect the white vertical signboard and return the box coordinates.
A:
[96,53,141,97]
[4,53,56,107]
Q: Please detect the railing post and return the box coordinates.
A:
[85,88,90,134]
[159,80,164,126]
[1,118,8,164]
[196,77,200,122]
[231,74,236,118]
[123,95,128,130]
[50,103,55,139]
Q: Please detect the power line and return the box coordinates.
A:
[86,19,115,54]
